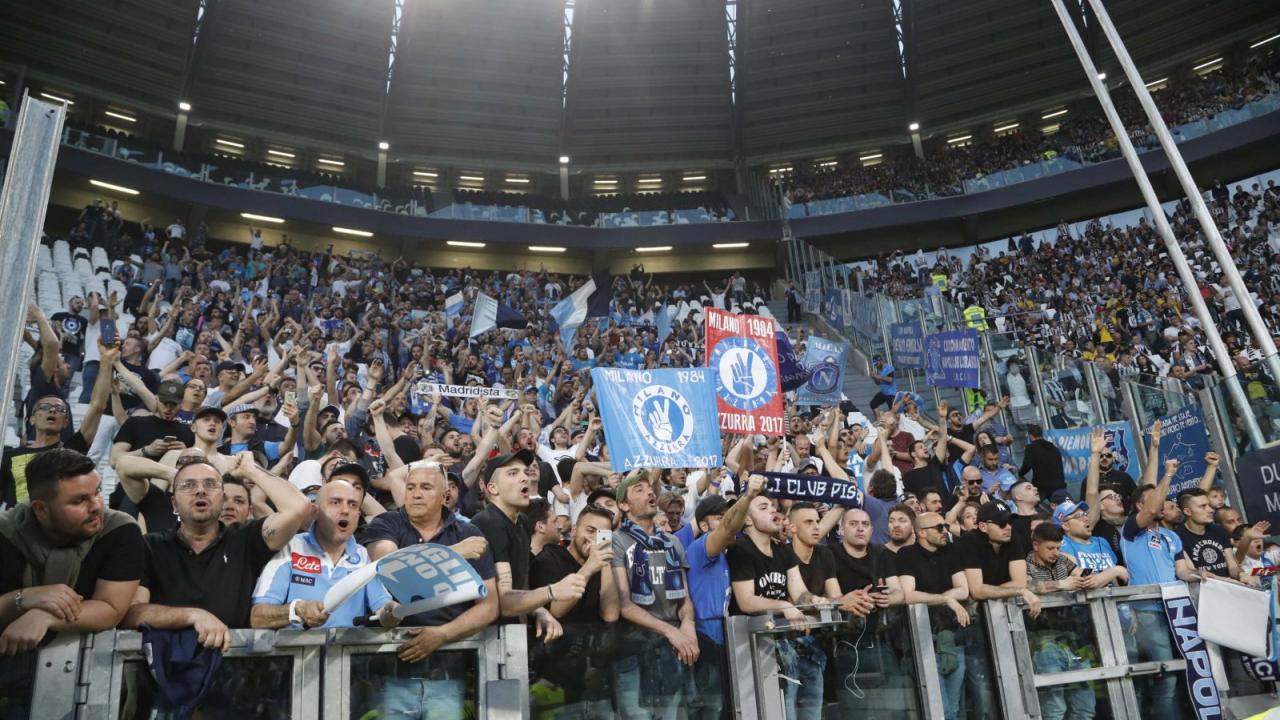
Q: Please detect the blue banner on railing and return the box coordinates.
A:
[849,294,879,338]
[822,288,843,327]
[889,322,925,369]
[796,335,848,406]
[1044,421,1140,487]
[1143,405,1211,497]
[924,329,980,389]
[1159,583,1223,717]
[804,272,821,314]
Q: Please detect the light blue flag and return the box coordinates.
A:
[470,294,497,338]
[591,367,723,472]
[552,278,595,350]
[656,305,674,348]
[796,335,848,405]
[445,292,463,328]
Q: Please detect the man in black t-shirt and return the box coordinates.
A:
[0,449,143,656]
[49,296,87,372]
[1174,488,1240,579]
[957,501,1041,616]
[833,508,897,607]
[121,456,311,646]
[110,380,195,466]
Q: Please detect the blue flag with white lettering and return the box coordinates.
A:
[762,471,864,507]
[796,335,848,406]
[656,305,674,348]
[591,367,723,472]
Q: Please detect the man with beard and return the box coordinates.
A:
[0,449,143,655]
[887,504,916,552]
[121,454,310,648]
[251,480,399,628]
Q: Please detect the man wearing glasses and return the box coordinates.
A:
[121,453,310,649]
[2,341,117,511]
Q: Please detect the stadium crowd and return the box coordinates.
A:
[859,174,1280,447]
[779,51,1280,207]
[0,209,1272,719]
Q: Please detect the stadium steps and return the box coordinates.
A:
[767,299,880,411]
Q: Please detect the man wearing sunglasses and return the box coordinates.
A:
[2,341,117,511]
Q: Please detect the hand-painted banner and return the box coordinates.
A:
[1236,444,1280,535]
[591,367,724,472]
[924,329,980,388]
[762,471,864,507]
[889,322,925,369]
[704,309,786,436]
[1143,405,1211,497]
[796,335,848,406]
[775,330,812,392]
[1044,422,1140,486]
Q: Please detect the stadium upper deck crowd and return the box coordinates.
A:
[778,50,1280,206]
[0,186,1271,719]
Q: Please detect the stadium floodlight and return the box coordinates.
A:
[39,92,74,105]
[712,243,750,249]
[682,175,706,182]
[908,122,920,132]
[267,149,296,159]
[529,245,566,253]
[1192,57,1222,72]
[1144,77,1168,89]
[992,122,1020,133]
[378,141,390,151]
[459,175,484,182]
[858,153,883,162]
[89,179,139,196]
[637,177,663,184]
[215,138,245,149]
[635,246,672,253]
[447,241,486,248]
[1041,108,1068,120]
[1097,72,1107,81]
[1251,33,1280,49]
[333,227,373,238]
[593,179,618,186]
[559,155,570,165]
[178,101,192,112]
[413,171,438,178]
[317,158,345,167]
[104,110,136,123]
[241,213,284,224]
[946,135,972,145]
[506,177,530,184]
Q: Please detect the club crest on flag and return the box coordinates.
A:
[632,384,694,454]
[710,336,777,411]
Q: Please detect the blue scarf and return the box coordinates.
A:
[621,519,686,606]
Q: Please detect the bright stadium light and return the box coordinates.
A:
[378,141,390,151]
[333,227,373,238]
[1193,57,1223,72]
[414,171,438,178]
[447,241,486,248]
[317,158,345,167]
[1041,109,1068,120]
[178,101,192,112]
[637,177,662,184]
[993,122,1020,133]
[858,153,882,161]
[241,213,284,224]
[40,92,74,105]
[559,155,570,165]
[506,177,530,184]
[89,179,139,196]
[529,245,566,253]
[459,175,485,182]
[908,122,920,132]
[1251,33,1280,49]
[946,135,972,145]
[215,138,244,149]
[1097,72,1107,81]
[1145,77,1169,89]
[712,242,749,249]
[268,149,296,159]
[104,110,136,123]
[682,175,706,182]
[635,246,672,253]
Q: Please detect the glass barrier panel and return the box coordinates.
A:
[830,607,925,718]
[118,656,294,720]
[347,650,478,720]
[0,651,37,719]
[527,621,622,719]
[1035,681,1116,720]
[1039,355,1100,430]
[1115,598,1182,719]
[926,602,1000,720]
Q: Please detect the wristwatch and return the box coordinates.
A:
[13,590,23,613]
[288,599,303,626]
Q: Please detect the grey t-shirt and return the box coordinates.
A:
[612,529,689,625]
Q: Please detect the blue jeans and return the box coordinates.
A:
[690,633,727,720]
[776,636,827,720]
[379,677,467,720]
[1127,603,1179,720]
[613,627,685,720]
[934,628,966,720]
[1033,642,1096,720]
[78,360,99,403]
[961,621,995,718]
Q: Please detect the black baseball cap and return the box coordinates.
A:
[193,405,227,422]
[482,448,537,486]
[157,379,185,404]
[328,462,369,488]
[977,500,1013,525]
[695,495,732,525]
[215,361,243,375]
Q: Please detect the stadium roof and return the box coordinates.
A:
[0,0,1276,172]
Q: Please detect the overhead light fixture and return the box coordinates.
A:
[1041,108,1068,120]
[333,226,372,238]
[637,177,663,184]
[946,135,973,144]
[267,149,295,159]
[178,101,192,112]
[1145,77,1168,89]
[378,141,390,151]
[241,212,284,224]
[712,242,749,249]
[992,122,1020,133]
[682,175,706,182]
[1193,57,1223,71]
[559,155,571,164]
[635,246,672,253]
[1041,123,1062,134]
[593,179,618,185]
[768,166,792,174]
[908,122,920,132]
[447,241,486,248]
[39,92,73,105]
[1251,33,1280,49]
[317,158,345,167]
[89,179,138,196]
[817,160,838,168]
[458,175,484,182]
[529,245,566,253]
[859,153,883,162]
[215,138,244,149]
[1096,72,1107,81]
[506,177,530,184]
[413,171,438,178]
[104,110,136,123]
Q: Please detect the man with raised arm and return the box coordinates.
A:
[121,453,310,649]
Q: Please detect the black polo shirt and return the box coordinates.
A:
[956,530,1024,587]
[470,503,532,591]
[361,507,496,627]
[833,542,896,594]
[796,544,837,597]
[894,542,959,595]
[141,518,276,628]
[530,544,601,624]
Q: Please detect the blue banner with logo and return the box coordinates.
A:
[889,322,925,369]
[591,367,724,472]
[1143,405,1211,497]
[1044,421,1140,487]
[796,335,848,406]
[822,288,844,327]
[924,329,980,389]
[804,272,821,314]
[775,330,812,392]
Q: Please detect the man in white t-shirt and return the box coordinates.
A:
[166,219,186,240]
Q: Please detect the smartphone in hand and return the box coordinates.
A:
[100,318,119,346]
